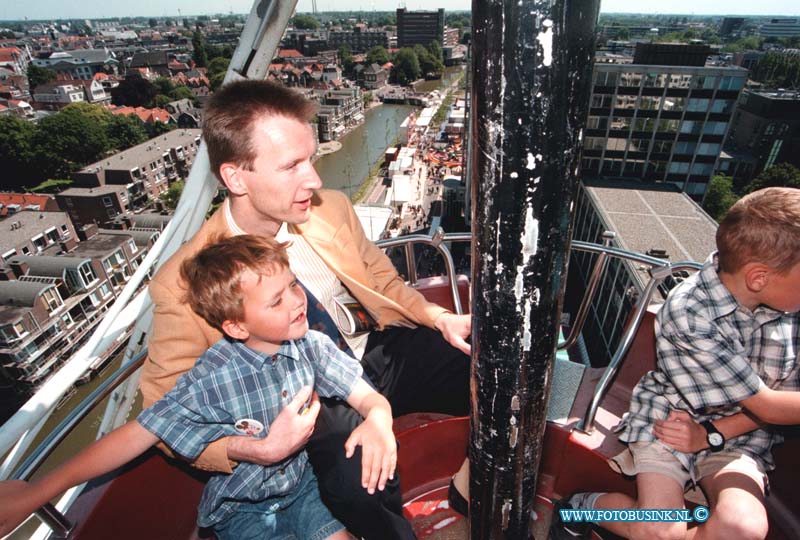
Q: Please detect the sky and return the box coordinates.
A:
[2,0,799,23]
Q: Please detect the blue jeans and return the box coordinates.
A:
[214,465,345,540]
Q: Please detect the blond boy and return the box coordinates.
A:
[569,187,800,540]
[0,236,396,540]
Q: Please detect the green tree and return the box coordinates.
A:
[148,18,158,28]
[207,56,230,78]
[414,44,443,78]
[192,30,209,68]
[751,52,800,88]
[160,180,185,210]
[154,94,172,108]
[107,113,148,150]
[26,64,56,89]
[147,121,176,138]
[32,104,113,179]
[702,174,738,222]
[392,48,421,85]
[746,163,800,193]
[153,77,176,96]
[338,43,354,75]
[293,14,320,30]
[111,76,158,107]
[168,85,198,105]
[0,115,37,189]
[207,56,230,92]
[366,45,390,66]
[427,40,443,64]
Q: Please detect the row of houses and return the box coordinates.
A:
[0,207,164,415]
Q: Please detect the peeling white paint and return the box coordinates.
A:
[526,153,536,170]
[509,423,518,448]
[522,298,532,350]
[510,172,518,179]
[537,19,554,67]
[521,207,539,263]
[502,499,512,529]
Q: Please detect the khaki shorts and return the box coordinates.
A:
[609,441,767,504]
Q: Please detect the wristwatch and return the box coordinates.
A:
[700,420,725,452]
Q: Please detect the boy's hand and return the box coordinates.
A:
[344,409,397,495]
[229,386,320,465]
[0,480,37,537]
[654,410,707,453]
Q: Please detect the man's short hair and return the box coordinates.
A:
[203,80,317,182]
[717,187,800,274]
[180,235,291,332]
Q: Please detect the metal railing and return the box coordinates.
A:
[376,229,470,315]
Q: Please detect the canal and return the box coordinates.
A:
[315,65,465,199]
[314,103,413,198]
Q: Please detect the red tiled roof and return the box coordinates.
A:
[278,49,303,58]
[0,193,56,214]
[109,105,171,124]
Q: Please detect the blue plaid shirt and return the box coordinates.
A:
[137,330,363,527]
[621,254,800,475]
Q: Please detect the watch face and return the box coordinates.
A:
[708,432,724,447]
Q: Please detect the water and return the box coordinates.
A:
[413,65,465,94]
[314,65,465,199]
[7,353,127,540]
[314,103,414,198]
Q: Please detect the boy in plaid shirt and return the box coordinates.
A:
[0,236,396,540]
[569,187,800,540]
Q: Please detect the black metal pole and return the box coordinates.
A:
[467,0,599,538]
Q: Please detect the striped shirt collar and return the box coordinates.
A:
[700,252,785,323]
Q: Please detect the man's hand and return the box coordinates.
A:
[0,480,39,537]
[434,312,471,355]
[653,410,707,453]
[344,409,397,495]
[227,386,320,465]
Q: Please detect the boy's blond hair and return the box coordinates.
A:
[716,187,800,274]
[179,235,290,332]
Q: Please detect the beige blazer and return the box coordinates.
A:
[140,189,448,472]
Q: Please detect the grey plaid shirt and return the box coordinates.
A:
[138,330,362,527]
[620,254,800,474]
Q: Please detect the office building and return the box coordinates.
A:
[327,27,390,53]
[396,8,445,49]
[719,90,800,183]
[759,18,800,38]
[581,43,747,200]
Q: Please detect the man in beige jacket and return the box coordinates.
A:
[140,80,471,540]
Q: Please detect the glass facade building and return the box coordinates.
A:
[581,62,747,200]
